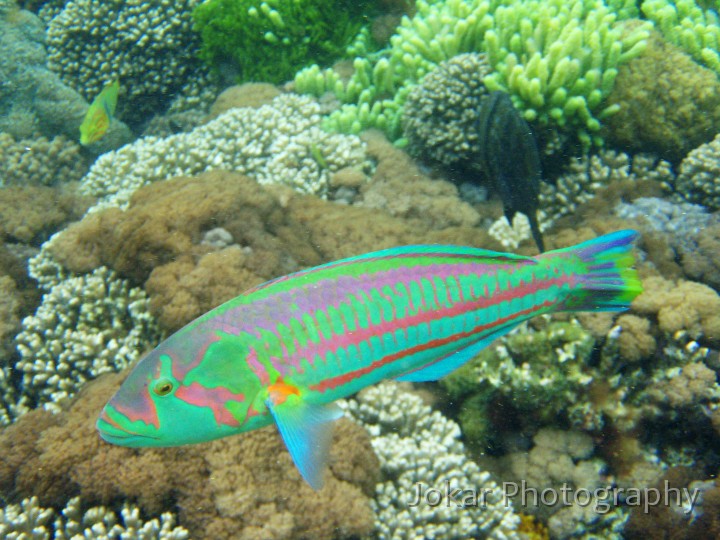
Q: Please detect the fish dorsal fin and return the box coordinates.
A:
[266,382,343,490]
[396,322,519,382]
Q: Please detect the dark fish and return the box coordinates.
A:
[475,91,544,252]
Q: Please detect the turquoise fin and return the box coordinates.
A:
[396,323,519,382]
[266,394,344,490]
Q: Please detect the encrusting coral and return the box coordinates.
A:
[0,372,379,539]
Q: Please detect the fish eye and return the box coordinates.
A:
[153,378,174,397]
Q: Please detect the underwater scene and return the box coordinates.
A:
[1,0,720,538]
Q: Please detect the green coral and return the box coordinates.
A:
[295,0,650,146]
[192,0,377,84]
[641,0,720,75]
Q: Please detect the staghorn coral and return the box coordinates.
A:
[0,496,189,539]
[675,133,720,211]
[0,132,89,186]
[46,0,212,125]
[0,372,378,539]
[14,266,160,414]
[78,93,368,206]
[604,29,720,162]
[402,52,492,165]
[343,382,520,540]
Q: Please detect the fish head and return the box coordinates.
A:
[97,330,262,447]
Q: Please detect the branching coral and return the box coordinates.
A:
[295,0,649,145]
[78,93,368,206]
[0,496,189,539]
[675,133,720,211]
[642,0,720,74]
[0,133,89,187]
[14,266,160,414]
[343,382,520,540]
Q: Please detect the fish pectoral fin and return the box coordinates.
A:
[396,323,520,382]
[266,390,343,490]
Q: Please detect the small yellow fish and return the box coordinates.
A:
[79,80,119,145]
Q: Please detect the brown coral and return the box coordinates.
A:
[207,83,282,120]
[49,169,491,332]
[605,30,720,162]
[0,185,91,244]
[0,372,379,539]
[633,276,720,344]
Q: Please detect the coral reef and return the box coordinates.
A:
[402,52,492,165]
[46,0,212,126]
[0,371,379,539]
[0,2,132,147]
[0,133,89,186]
[540,150,674,225]
[206,82,281,120]
[193,0,376,85]
[78,93,368,206]
[642,0,720,74]
[356,130,485,230]
[295,0,650,145]
[675,133,720,211]
[604,29,720,162]
[14,266,160,414]
[441,318,598,444]
[498,428,627,539]
[0,496,189,539]
[343,382,520,540]
[0,185,91,245]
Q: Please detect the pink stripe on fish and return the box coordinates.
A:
[174,382,245,427]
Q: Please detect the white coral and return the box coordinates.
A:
[80,93,368,209]
[342,382,519,540]
[14,266,160,414]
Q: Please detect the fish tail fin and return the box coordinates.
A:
[545,229,643,312]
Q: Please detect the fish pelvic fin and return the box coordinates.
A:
[266,382,343,490]
[544,229,643,311]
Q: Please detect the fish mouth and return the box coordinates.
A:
[96,408,158,446]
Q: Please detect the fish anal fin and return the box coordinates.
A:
[266,387,343,490]
[396,323,519,382]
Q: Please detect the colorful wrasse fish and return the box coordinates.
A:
[79,80,119,145]
[98,230,643,489]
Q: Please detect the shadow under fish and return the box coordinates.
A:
[475,91,544,252]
